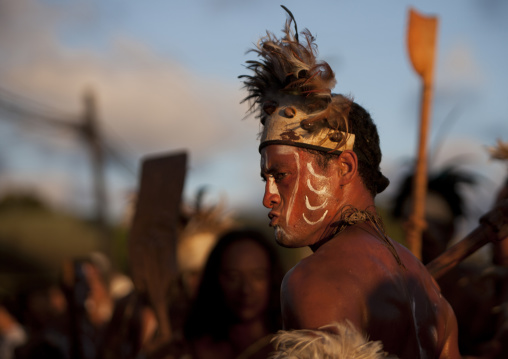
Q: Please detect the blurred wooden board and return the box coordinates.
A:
[127,150,187,340]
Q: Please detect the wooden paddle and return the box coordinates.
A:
[406,8,439,259]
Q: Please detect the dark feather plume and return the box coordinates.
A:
[239,6,351,145]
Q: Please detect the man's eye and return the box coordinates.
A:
[274,173,287,182]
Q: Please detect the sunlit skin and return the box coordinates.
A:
[260,144,462,359]
[260,145,368,248]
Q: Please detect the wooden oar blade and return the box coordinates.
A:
[407,7,439,82]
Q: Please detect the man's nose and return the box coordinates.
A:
[262,180,280,208]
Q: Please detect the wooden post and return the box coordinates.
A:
[406,8,439,259]
[81,89,108,228]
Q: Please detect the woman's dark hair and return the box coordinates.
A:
[183,228,283,341]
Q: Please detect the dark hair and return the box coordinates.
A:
[348,100,389,196]
[0,292,23,324]
[303,100,389,197]
[183,228,283,341]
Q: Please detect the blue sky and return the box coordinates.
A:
[0,0,507,226]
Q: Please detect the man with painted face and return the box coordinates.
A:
[240,9,461,359]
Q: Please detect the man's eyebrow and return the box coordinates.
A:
[260,165,279,176]
[260,169,271,178]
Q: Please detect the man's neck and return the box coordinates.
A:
[309,203,379,252]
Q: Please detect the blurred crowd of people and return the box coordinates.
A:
[0,251,134,359]
[0,191,286,359]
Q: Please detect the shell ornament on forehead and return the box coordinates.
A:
[239,6,390,195]
[239,6,354,155]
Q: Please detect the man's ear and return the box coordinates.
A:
[337,150,358,185]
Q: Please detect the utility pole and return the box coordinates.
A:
[81,88,108,230]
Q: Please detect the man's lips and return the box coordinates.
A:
[268,212,279,227]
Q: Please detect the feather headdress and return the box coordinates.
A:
[240,7,390,195]
[268,321,398,359]
[240,6,354,154]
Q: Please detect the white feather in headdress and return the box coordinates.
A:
[268,321,398,359]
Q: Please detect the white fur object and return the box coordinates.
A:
[269,321,398,359]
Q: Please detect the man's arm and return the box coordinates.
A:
[437,298,462,359]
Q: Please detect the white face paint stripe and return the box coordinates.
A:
[307,179,327,195]
[262,150,280,197]
[268,177,279,196]
[303,160,331,226]
[305,196,328,210]
[307,162,327,180]
[286,151,300,226]
[303,210,328,225]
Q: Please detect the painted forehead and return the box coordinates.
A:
[261,145,299,169]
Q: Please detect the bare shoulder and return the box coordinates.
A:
[281,227,394,330]
[281,224,462,357]
[281,224,421,330]
[281,258,364,330]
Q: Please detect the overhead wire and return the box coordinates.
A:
[0,86,136,177]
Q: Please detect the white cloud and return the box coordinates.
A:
[2,36,253,154]
[437,41,485,93]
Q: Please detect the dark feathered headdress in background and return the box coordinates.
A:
[239,6,354,154]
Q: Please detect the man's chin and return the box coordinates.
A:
[273,226,298,248]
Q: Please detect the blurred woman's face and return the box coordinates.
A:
[219,239,271,323]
